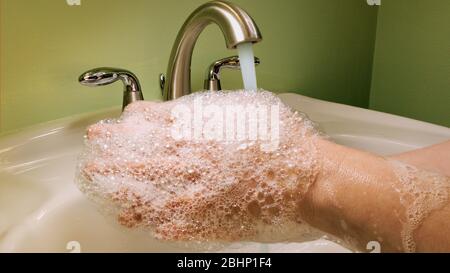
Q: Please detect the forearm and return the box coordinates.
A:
[390,140,450,176]
[302,139,450,252]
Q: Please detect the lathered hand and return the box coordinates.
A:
[77,90,324,241]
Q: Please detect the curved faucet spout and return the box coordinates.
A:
[163,0,262,100]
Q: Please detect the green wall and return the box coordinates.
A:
[0,0,378,134]
[370,0,450,127]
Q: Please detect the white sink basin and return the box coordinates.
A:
[1,93,449,253]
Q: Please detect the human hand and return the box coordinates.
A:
[77,90,325,241]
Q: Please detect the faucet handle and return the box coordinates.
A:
[204,56,260,91]
[79,67,144,111]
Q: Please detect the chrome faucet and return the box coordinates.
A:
[160,0,262,100]
[79,67,144,111]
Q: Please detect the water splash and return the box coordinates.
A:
[237,43,258,90]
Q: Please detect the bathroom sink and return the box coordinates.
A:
[0,93,449,253]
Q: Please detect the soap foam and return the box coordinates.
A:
[75,90,450,251]
[389,160,450,252]
[75,90,324,242]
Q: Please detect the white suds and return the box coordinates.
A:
[389,160,449,252]
[75,90,324,242]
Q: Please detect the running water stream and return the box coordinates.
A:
[237,42,258,90]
